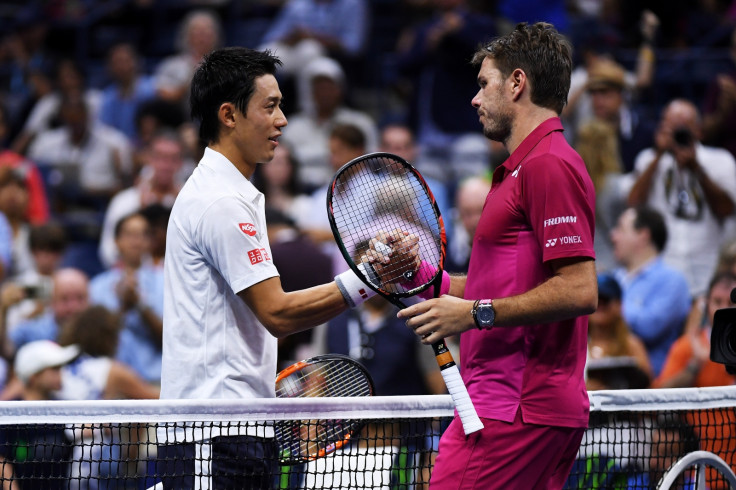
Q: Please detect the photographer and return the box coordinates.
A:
[628,99,736,297]
[654,271,736,388]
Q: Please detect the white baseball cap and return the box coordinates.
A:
[14,340,80,383]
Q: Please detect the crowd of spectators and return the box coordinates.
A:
[0,0,734,442]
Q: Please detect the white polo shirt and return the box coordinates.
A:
[160,148,279,407]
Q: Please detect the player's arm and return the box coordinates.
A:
[239,278,349,339]
[399,257,597,343]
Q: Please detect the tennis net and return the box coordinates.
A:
[0,387,734,489]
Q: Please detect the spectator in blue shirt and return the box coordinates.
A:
[8,267,89,354]
[611,206,692,376]
[259,0,368,76]
[89,211,163,383]
[97,43,156,144]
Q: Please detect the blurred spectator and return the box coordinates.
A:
[99,130,185,268]
[7,267,89,355]
[281,56,378,189]
[58,305,159,400]
[627,99,736,297]
[300,122,367,250]
[626,413,698,489]
[27,93,133,207]
[378,123,452,236]
[11,58,102,155]
[702,28,736,159]
[57,304,158,487]
[0,166,34,278]
[89,212,163,384]
[140,203,171,269]
[575,119,624,272]
[251,143,313,229]
[715,238,736,275]
[325,294,432,396]
[0,103,50,224]
[610,206,692,377]
[586,273,652,390]
[564,10,659,140]
[258,0,368,77]
[393,0,495,179]
[133,98,189,174]
[0,12,54,134]
[446,175,491,273]
[97,43,156,143]
[0,222,66,339]
[0,341,77,487]
[654,271,736,389]
[577,58,656,174]
[154,9,222,107]
[265,207,333,368]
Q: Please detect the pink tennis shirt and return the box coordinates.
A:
[462,117,595,429]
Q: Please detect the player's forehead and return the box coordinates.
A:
[250,74,282,104]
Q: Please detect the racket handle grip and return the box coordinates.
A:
[440,365,484,435]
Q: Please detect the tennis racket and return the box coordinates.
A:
[327,152,484,436]
[275,354,374,464]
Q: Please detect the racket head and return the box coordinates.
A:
[327,152,447,300]
[275,354,374,464]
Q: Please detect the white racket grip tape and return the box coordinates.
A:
[440,365,484,435]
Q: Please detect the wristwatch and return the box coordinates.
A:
[472,299,495,330]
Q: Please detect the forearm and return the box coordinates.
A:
[628,154,661,206]
[240,278,349,338]
[693,164,735,219]
[447,274,466,298]
[655,359,700,389]
[493,260,597,327]
[138,305,163,348]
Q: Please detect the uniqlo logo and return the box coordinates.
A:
[239,223,257,236]
[248,248,271,265]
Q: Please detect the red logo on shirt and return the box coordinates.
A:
[239,223,257,236]
[248,248,271,265]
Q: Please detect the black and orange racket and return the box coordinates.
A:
[275,354,374,463]
[327,152,483,436]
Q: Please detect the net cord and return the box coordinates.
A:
[1,386,734,425]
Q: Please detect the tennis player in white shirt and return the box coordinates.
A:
[157,47,415,489]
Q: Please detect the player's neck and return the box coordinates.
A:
[208,142,256,180]
[506,106,558,154]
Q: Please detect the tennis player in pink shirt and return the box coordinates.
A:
[399,22,598,489]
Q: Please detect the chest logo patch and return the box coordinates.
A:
[239,223,257,236]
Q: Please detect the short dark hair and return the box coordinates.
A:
[330,123,366,150]
[471,22,572,114]
[190,47,282,144]
[114,211,146,239]
[707,271,736,297]
[29,222,68,253]
[632,206,668,252]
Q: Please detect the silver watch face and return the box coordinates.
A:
[477,304,495,326]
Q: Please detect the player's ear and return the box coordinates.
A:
[510,68,526,102]
[218,102,237,130]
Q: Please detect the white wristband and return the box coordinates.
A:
[335,264,377,308]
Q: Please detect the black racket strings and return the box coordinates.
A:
[332,156,442,294]
[275,360,372,398]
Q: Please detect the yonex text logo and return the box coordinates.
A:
[546,239,557,247]
[239,223,257,236]
[544,216,577,227]
[559,235,582,244]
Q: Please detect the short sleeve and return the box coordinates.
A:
[520,155,596,263]
[196,196,279,294]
